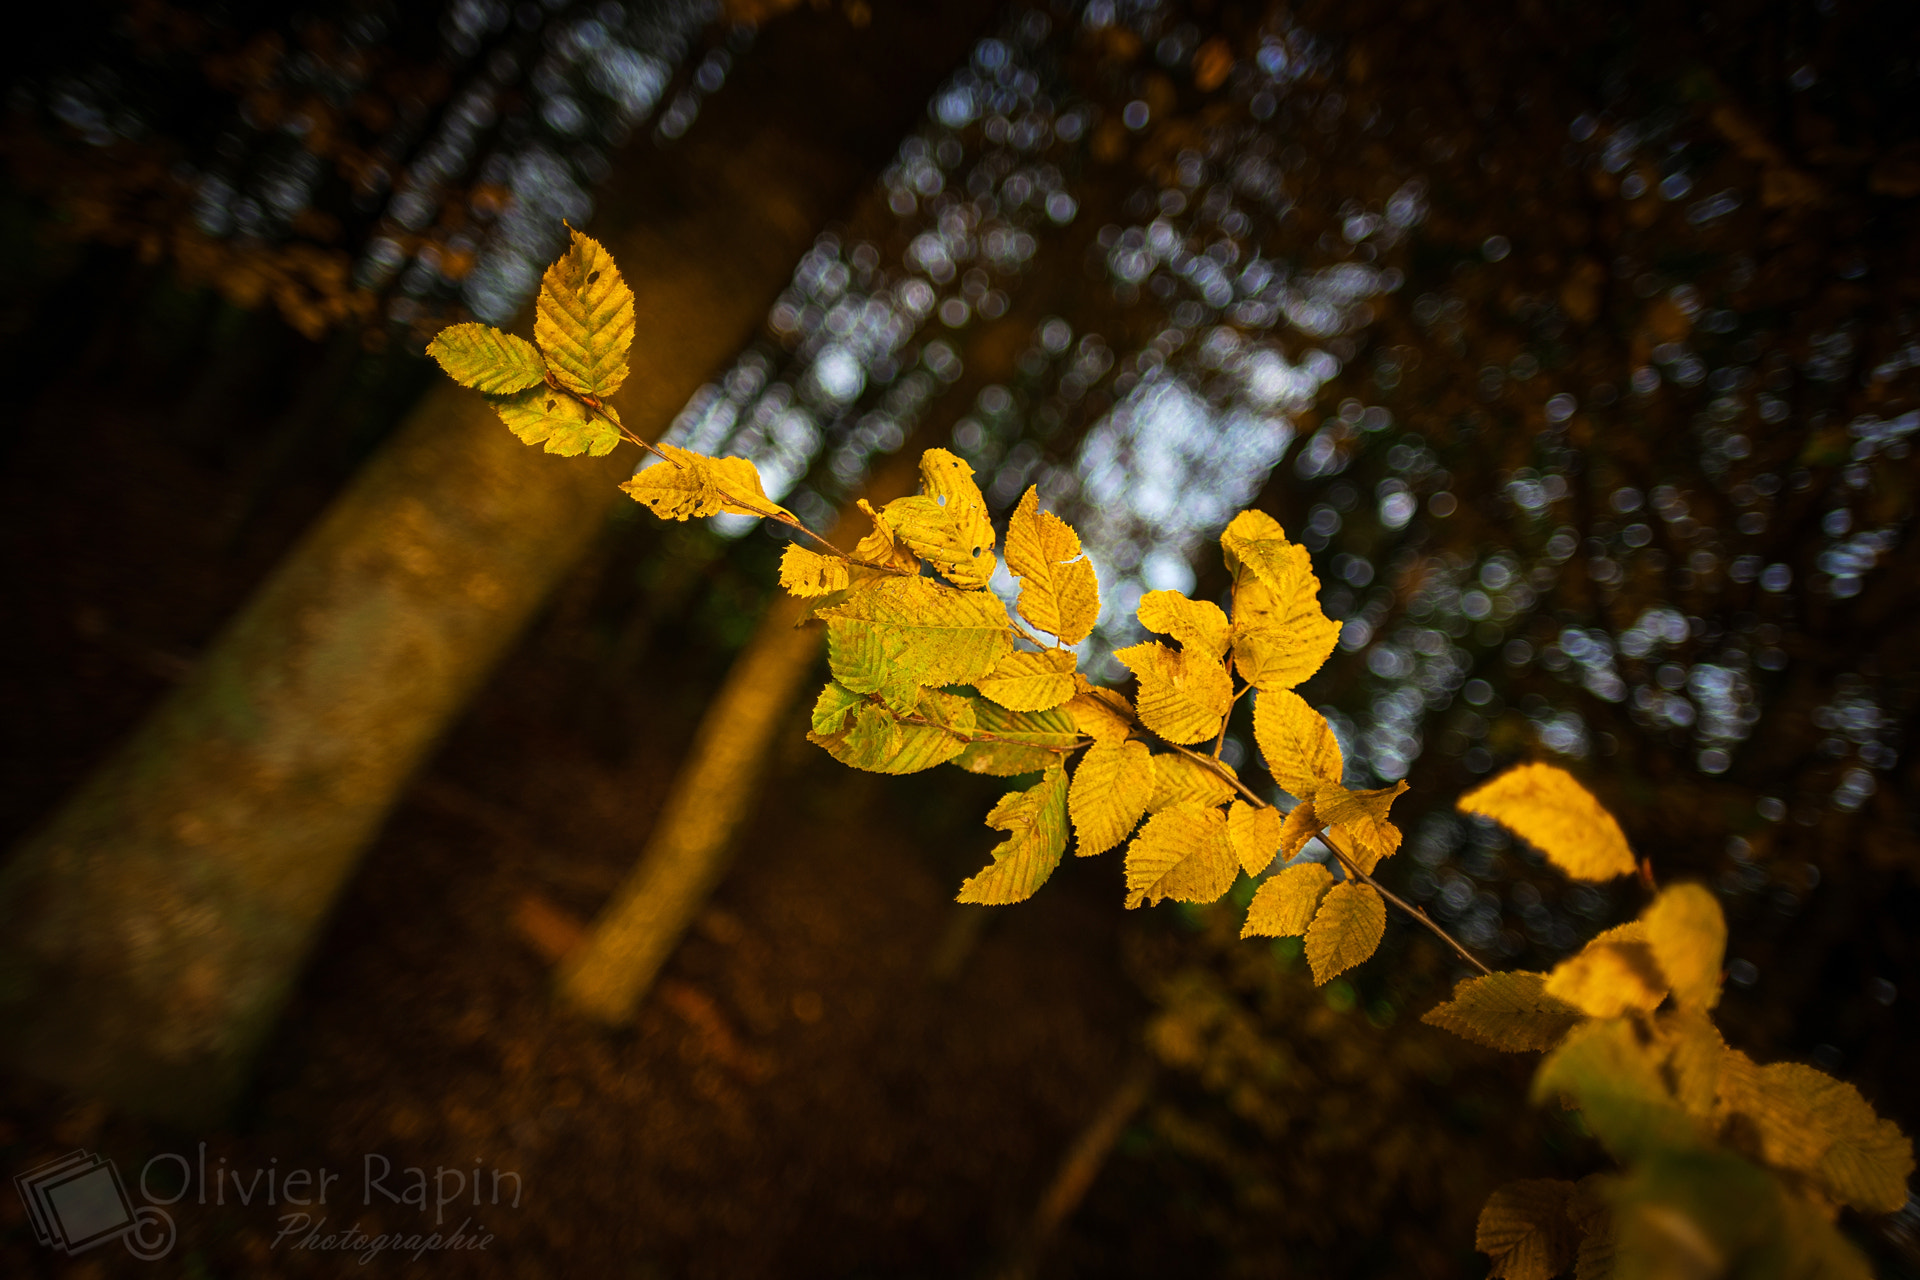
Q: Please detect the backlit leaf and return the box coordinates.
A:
[810,681,863,735]
[1422,971,1585,1052]
[1304,880,1385,984]
[1070,738,1153,857]
[810,690,974,775]
[427,323,547,393]
[534,227,634,397]
[1545,936,1669,1018]
[956,763,1070,905]
[1147,752,1237,813]
[882,448,996,589]
[1641,884,1726,1013]
[1715,1052,1914,1212]
[1220,513,1341,691]
[1005,486,1099,644]
[1124,801,1239,908]
[1137,589,1230,660]
[851,498,920,573]
[1241,861,1333,938]
[1458,762,1636,882]
[489,384,621,457]
[1279,802,1323,860]
[780,545,850,597]
[1253,688,1344,797]
[1116,641,1232,745]
[977,648,1076,711]
[1314,780,1409,872]
[1477,1179,1578,1280]
[622,444,793,521]
[1227,800,1282,876]
[1064,680,1135,741]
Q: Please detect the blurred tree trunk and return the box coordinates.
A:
[0,2,997,1127]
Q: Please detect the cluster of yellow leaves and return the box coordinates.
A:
[1423,768,1913,1280]
[427,227,635,457]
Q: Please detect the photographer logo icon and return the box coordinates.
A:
[15,1151,175,1261]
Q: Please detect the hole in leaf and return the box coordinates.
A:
[588,270,601,283]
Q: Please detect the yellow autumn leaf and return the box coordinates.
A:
[1476,1179,1579,1280]
[955,762,1070,905]
[1219,512,1341,691]
[820,575,1013,714]
[1279,801,1322,860]
[1304,880,1385,984]
[851,498,920,573]
[1117,641,1232,745]
[1136,589,1230,660]
[1655,1008,1725,1119]
[1227,800,1282,877]
[1253,688,1344,798]
[1532,1019,1696,1162]
[881,448,996,589]
[1422,970,1585,1052]
[977,649,1077,712]
[779,544,850,597]
[427,322,547,393]
[1241,861,1333,938]
[1458,762,1636,882]
[1124,801,1239,908]
[1544,936,1669,1018]
[1147,752,1237,813]
[1715,1051,1915,1213]
[1219,509,1298,594]
[1069,738,1153,857]
[1063,679,1135,741]
[489,383,622,456]
[950,701,1081,777]
[1314,780,1409,872]
[1640,884,1726,1013]
[1004,486,1099,644]
[622,444,792,521]
[534,227,634,398]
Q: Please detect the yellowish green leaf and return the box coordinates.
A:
[1227,800,1282,877]
[1147,752,1237,813]
[1476,1179,1578,1280]
[1069,738,1153,857]
[1116,641,1232,745]
[810,681,863,735]
[1124,801,1239,908]
[810,690,974,775]
[1458,762,1636,882]
[1240,861,1333,938]
[1533,1018,1698,1162]
[956,763,1070,904]
[780,544,850,597]
[1304,880,1385,984]
[1004,486,1099,644]
[534,227,634,397]
[977,648,1076,712]
[1641,884,1726,1013]
[1422,971,1585,1052]
[820,575,1013,714]
[1279,802,1323,860]
[882,448,996,589]
[1137,589,1230,661]
[427,322,547,393]
[951,701,1081,776]
[1253,688,1344,797]
[1545,937,1669,1018]
[489,384,621,457]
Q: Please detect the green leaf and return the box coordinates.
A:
[1069,737,1153,857]
[427,323,548,393]
[1304,880,1385,984]
[1422,971,1585,1052]
[487,384,622,457]
[811,681,864,735]
[1240,861,1333,938]
[535,227,634,398]
[957,763,1070,904]
[1124,801,1238,908]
